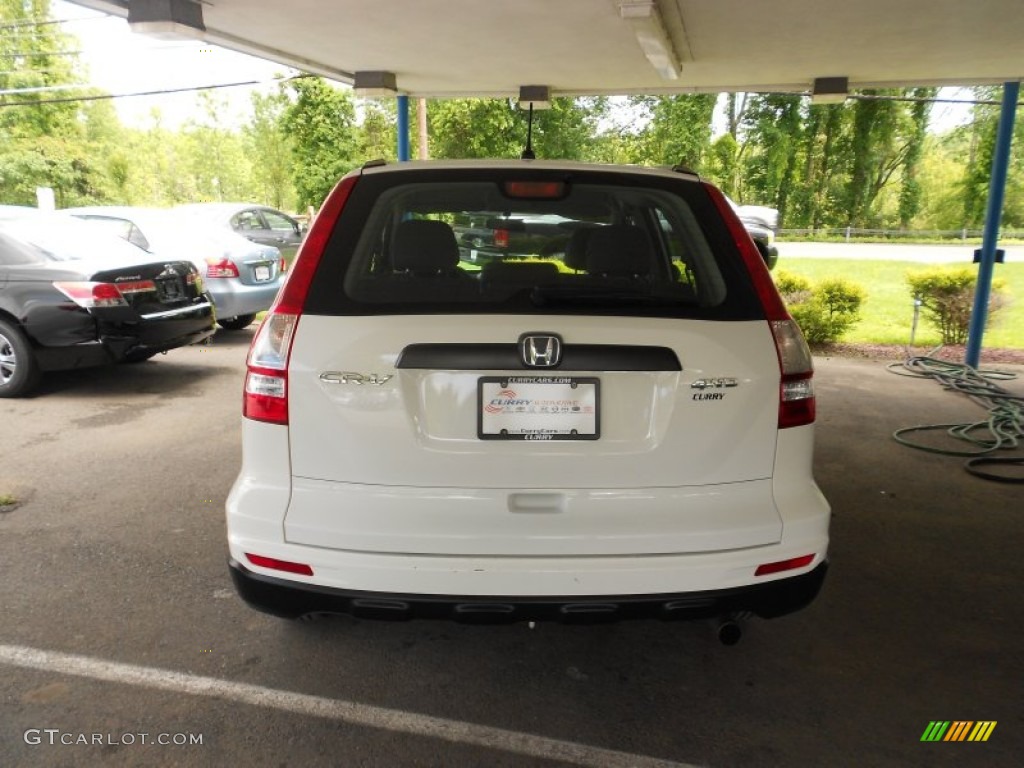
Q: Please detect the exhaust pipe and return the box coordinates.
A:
[716,616,743,646]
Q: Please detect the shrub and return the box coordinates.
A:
[905,267,1007,345]
[773,270,812,299]
[774,271,865,344]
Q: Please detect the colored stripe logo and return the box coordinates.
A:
[921,721,997,742]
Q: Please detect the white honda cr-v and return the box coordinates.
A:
[226,160,830,637]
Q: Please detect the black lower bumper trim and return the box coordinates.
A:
[229,559,828,624]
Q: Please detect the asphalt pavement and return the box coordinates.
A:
[1,332,1021,767]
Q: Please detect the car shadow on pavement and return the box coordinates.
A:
[31,355,236,399]
[208,328,258,349]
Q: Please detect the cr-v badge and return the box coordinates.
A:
[320,372,393,386]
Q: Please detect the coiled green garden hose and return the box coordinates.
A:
[888,350,1024,483]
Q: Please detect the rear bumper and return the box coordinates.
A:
[228,558,828,623]
[33,303,215,371]
[98,306,216,357]
[207,279,281,319]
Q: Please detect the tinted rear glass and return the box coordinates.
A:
[0,231,47,265]
[306,168,763,320]
[0,215,152,264]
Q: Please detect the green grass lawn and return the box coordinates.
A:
[775,259,1024,348]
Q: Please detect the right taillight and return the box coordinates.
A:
[772,319,816,428]
[704,182,815,429]
[242,172,361,425]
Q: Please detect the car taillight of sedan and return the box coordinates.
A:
[53,281,146,308]
[205,257,241,278]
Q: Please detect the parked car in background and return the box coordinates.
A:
[729,198,779,270]
[175,203,306,263]
[227,159,829,641]
[0,208,215,397]
[65,207,286,331]
[453,213,577,265]
[452,204,781,271]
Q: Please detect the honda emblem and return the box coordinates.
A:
[519,333,562,368]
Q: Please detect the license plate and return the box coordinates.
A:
[478,376,599,440]
[157,278,183,300]
[253,265,271,282]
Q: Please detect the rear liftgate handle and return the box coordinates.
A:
[507,493,567,514]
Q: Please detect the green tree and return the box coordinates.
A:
[961,86,1002,228]
[0,0,79,140]
[628,94,716,169]
[532,97,608,160]
[427,97,606,161]
[0,0,100,206]
[282,77,360,208]
[427,98,525,159]
[798,103,847,229]
[133,109,180,205]
[78,97,133,203]
[742,94,803,225]
[246,88,295,210]
[897,88,936,227]
[842,92,920,227]
[178,91,251,203]
[359,99,398,162]
[705,133,740,197]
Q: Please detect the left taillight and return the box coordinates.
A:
[53,281,131,308]
[244,313,298,424]
[242,172,361,425]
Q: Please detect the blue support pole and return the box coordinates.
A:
[965,80,1019,368]
[396,95,411,162]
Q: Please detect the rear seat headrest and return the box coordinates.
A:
[586,225,653,276]
[392,219,460,272]
[564,227,595,271]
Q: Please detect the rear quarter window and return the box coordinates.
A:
[305,168,763,321]
[0,232,47,265]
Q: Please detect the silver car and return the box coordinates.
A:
[174,202,305,263]
[65,206,286,330]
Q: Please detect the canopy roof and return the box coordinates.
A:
[71,0,1024,97]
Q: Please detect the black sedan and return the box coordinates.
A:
[0,211,216,397]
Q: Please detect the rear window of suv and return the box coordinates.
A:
[305,167,763,320]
